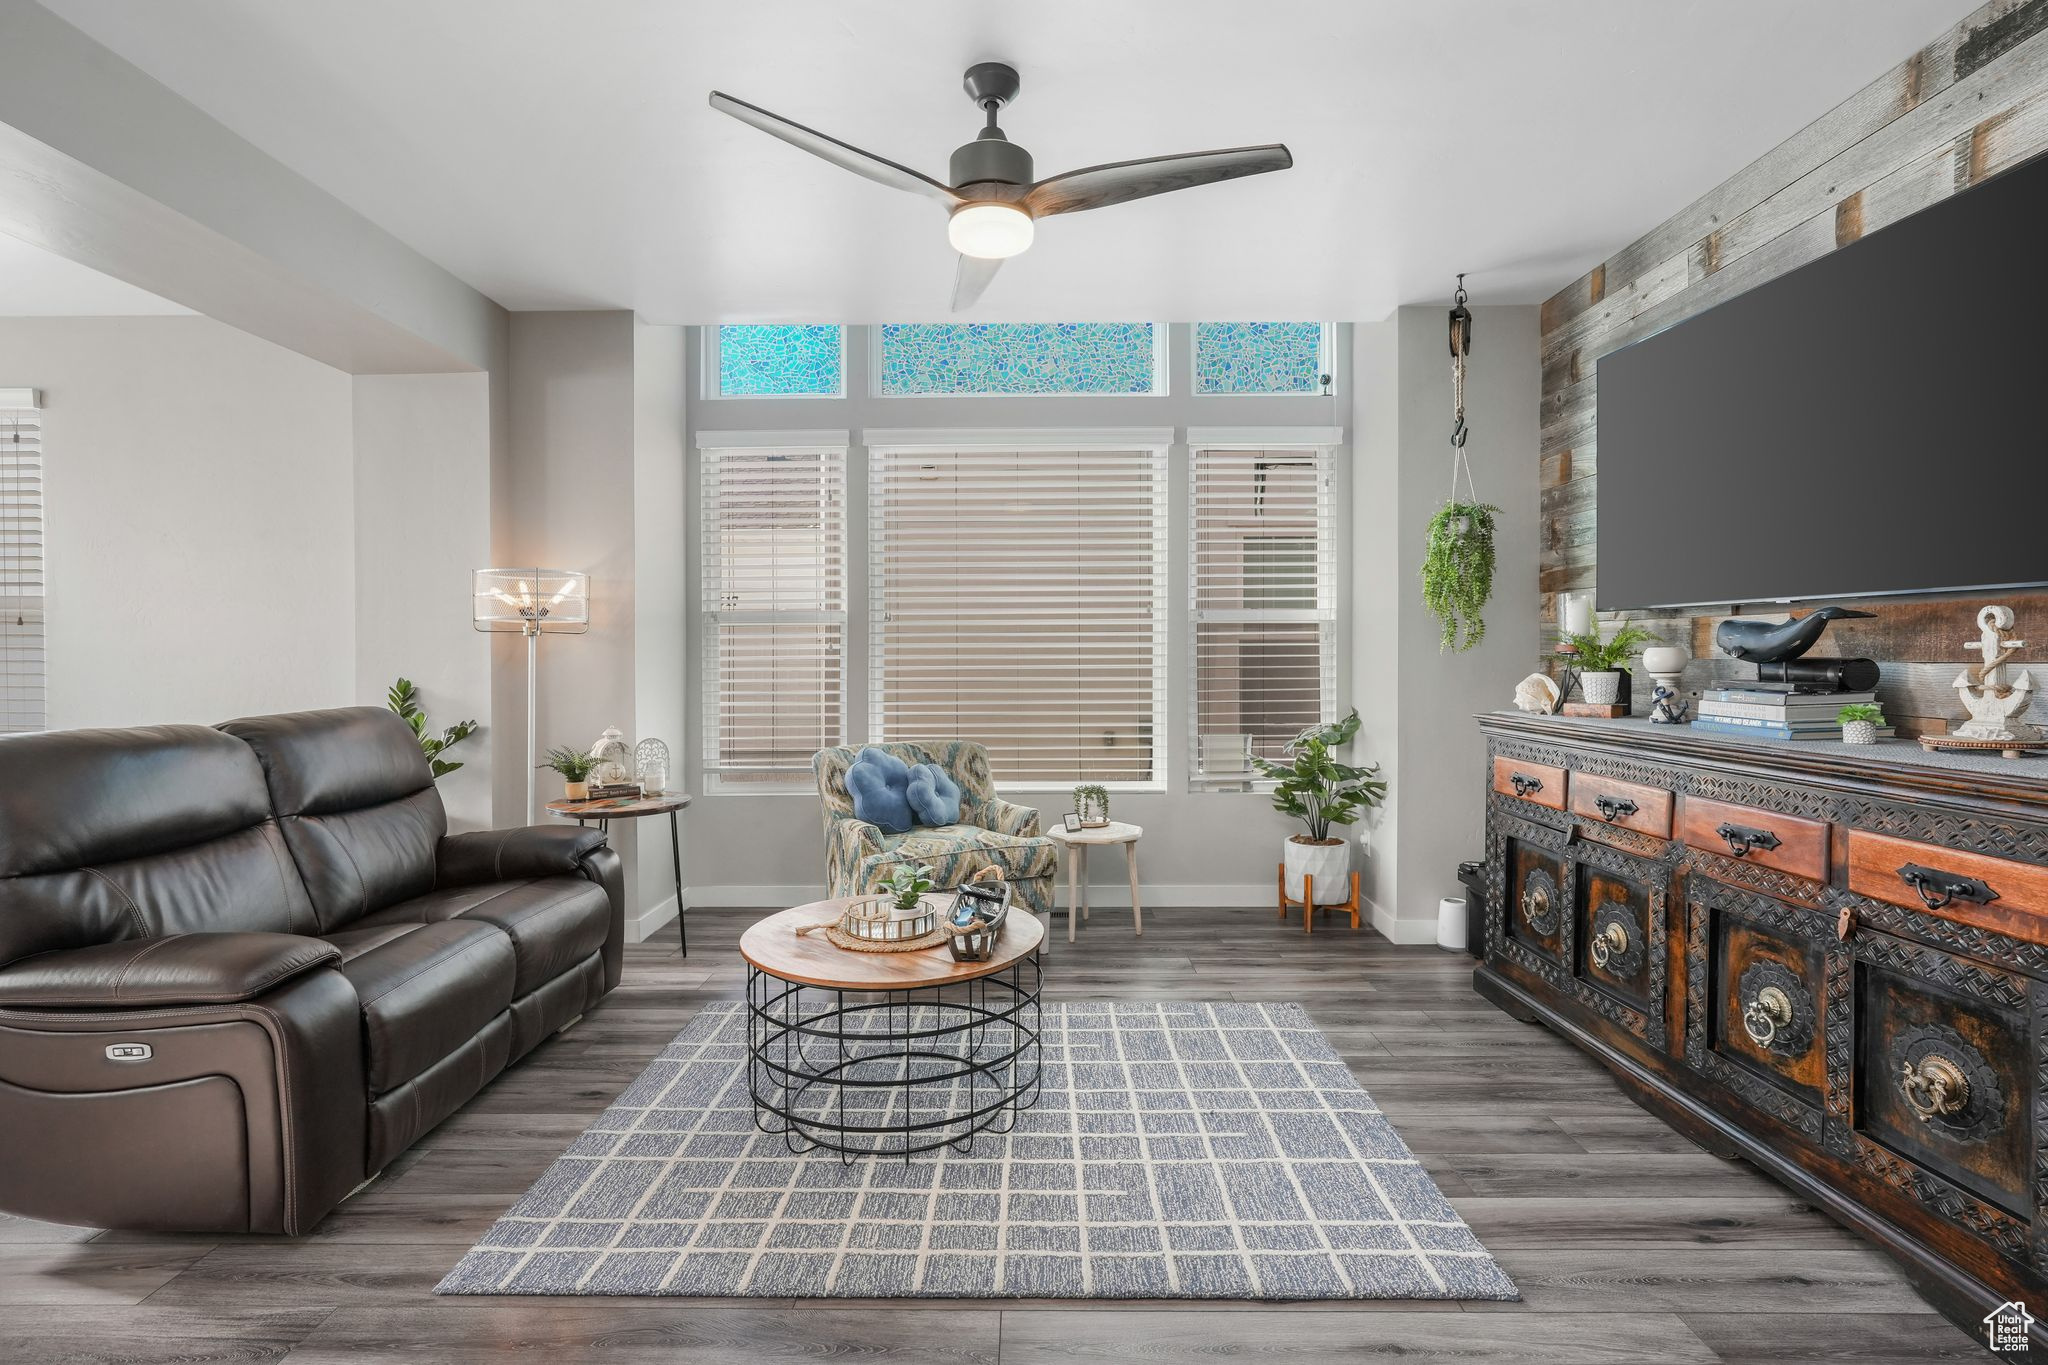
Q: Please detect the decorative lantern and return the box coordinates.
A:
[635,737,671,795]
[588,727,633,787]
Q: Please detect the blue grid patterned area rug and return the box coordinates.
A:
[436,1001,1517,1301]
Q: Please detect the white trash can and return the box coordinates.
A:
[1437,897,1467,952]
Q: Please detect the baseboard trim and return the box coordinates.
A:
[625,893,683,944]
[1369,900,1446,945]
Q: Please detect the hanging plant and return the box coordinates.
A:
[1420,275,1497,652]
[1424,501,1499,652]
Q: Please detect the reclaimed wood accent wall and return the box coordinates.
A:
[1539,0,2048,735]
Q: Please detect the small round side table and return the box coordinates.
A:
[1043,820,1143,944]
[546,792,692,954]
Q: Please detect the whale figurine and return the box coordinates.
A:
[1715,606,1875,664]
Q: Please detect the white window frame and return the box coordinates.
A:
[703,325,848,401]
[868,325,1170,399]
[1185,427,1343,789]
[864,427,1173,791]
[696,429,851,790]
[1189,322,1335,398]
[0,389,43,735]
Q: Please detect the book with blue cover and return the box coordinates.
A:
[1690,718,1896,742]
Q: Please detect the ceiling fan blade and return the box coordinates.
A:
[952,254,1004,312]
[709,91,961,205]
[1023,144,1292,218]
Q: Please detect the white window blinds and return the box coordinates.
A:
[700,445,846,781]
[869,443,1168,785]
[0,397,43,734]
[1189,444,1335,783]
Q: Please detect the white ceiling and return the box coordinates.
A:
[0,233,192,316]
[39,0,1976,323]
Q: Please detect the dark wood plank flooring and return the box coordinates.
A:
[0,907,1993,1363]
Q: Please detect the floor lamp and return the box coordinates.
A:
[473,568,589,820]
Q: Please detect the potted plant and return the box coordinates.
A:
[1558,623,1661,707]
[1072,783,1110,828]
[881,863,936,911]
[1838,703,1885,745]
[540,745,602,800]
[1422,501,1499,652]
[1251,709,1388,907]
[386,677,478,779]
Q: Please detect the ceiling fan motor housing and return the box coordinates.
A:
[950,135,1033,192]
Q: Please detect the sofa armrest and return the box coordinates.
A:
[976,796,1042,838]
[436,824,609,886]
[0,933,340,1008]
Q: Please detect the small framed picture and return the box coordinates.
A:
[1062,812,1083,833]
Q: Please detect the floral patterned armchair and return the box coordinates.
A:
[813,740,1056,915]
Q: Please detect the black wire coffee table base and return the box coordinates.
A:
[745,955,1042,1162]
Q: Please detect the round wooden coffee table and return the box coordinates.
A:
[739,899,1044,1161]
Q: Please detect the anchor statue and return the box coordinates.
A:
[1952,605,2037,743]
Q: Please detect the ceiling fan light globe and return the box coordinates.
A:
[947,203,1034,259]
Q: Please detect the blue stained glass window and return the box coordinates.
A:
[878,323,1161,396]
[1192,322,1328,395]
[717,324,843,397]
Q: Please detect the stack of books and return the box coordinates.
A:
[1692,685,1895,741]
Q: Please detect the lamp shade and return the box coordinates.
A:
[472,568,589,634]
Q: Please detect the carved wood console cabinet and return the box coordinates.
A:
[1476,712,2048,1346]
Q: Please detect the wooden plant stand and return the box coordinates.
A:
[1275,865,1362,934]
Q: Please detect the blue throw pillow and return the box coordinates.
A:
[906,762,962,827]
[846,747,914,834]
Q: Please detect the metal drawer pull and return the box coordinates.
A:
[1900,1054,1970,1120]
[1741,985,1793,1048]
[1588,921,1629,969]
[1519,885,1549,923]
[1593,795,1638,823]
[1896,863,2000,911]
[1716,823,1782,858]
[1509,772,1544,798]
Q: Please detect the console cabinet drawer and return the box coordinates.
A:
[1493,756,1565,810]
[1680,797,1829,882]
[1846,830,2048,947]
[1569,773,1673,839]
[1686,882,1827,1134]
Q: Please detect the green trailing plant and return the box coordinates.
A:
[1557,623,1661,673]
[386,677,478,779]
[539,745,601,782]
[1422,502,1499,652]
[1837,703,1886,726]
[1071,783,1110,823]
[1250,709,1388,843]
[882,863,935,911]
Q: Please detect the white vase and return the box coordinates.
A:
[1283,837,1351,906]
[1842,720,1878,745]
[1581,671,1623,706]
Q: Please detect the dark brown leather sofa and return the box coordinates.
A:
[0,707,624,1235]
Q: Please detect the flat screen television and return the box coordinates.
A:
[1595,149,2048,611]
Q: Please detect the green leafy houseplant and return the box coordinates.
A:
[1557,624,1662,673]
[539,746,601,783]
[882,863,935,911]
[1250,710,1389,843]
[1837,704,1885,725]
[386,677,479,779]
[1422,502,1499,652]
[1072,783,1110,826]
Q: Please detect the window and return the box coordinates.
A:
[868,438,1169,785]
[699,442,847,781]
[714,325,844,397]
[1189,442,1335,783]
[0,394,42,734]
[877,323,1164,397]
[1192,322,1330,396]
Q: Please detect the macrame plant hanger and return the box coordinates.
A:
[1446,273,1479,518]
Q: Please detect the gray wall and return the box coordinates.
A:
[679,324,1354,911]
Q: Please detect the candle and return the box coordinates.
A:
[1562,592,1592,638]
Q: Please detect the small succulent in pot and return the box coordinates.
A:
[1072,783,1110,827]
[881,862,936,912]
[1837,703,1885,745]
[540,745,602,799]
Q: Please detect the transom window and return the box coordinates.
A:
[714,324,844,398]
[1192,322,1330,396]
[877,323,1164,397]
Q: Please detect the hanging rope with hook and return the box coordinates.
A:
[1447,273,1477,506]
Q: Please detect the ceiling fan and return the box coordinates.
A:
[708,63,1293,311]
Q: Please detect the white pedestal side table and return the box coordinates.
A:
[1043,820,1143,944]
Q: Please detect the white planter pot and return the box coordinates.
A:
[1283,838,1351,906]
[1580,671,1623,706]
[1841,720,1878,745]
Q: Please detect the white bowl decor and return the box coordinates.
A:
[1580,671,1623,706]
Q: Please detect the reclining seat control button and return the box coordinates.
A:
[104,1043,153,1062]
